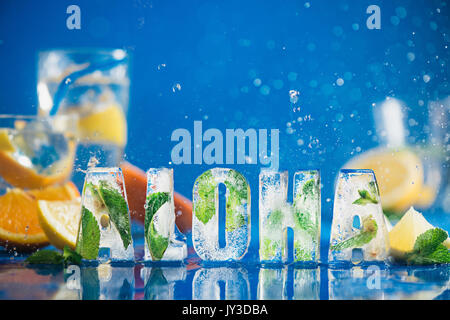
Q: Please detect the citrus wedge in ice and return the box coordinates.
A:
[389,207,450,258]
[0,129,15,152]
[0,140,76,189]
[37,198,81,250]
[78,104,127,147]
[345,147,424,213]
[0,189,49,250]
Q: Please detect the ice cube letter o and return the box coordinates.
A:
[144,168,187,262]
[192,168,251,261]
[76,167,134,262]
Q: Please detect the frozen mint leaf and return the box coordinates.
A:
[331,215,378,251]
[294,240,312,261]
[149,223,169,260]
[226,209,245,232]
[76,206,100,260]
[145,192,170,260]
[224,170,248,231]
[260,238,280,260]
[26,250,64,265]
[302,179,316,197]
[293,209,317,238]
[353,189,378,205]
[63,246,82,265]
[98,181,132,249]
[267,209,283,230]
[145,192,170,244]
[195,170,216,224]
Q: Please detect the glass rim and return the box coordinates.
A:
[340,168,375,174]
[38,48,129,59]
[0,114,78,120]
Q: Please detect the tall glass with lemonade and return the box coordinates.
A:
[37,49,129,189]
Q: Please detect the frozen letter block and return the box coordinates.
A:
[76,167,134,262]
[329,169,389,265]
[144,168,187,262]
[259,170,320,263]
[192,168,251,261]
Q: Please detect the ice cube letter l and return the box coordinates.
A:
[144,168,187,262]
[76,167,134,262]
[192,168,251,261]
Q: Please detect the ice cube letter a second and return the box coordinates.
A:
[192,168,251,261]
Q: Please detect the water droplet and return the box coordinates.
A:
[172,83,182,92]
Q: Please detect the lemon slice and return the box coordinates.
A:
[78,104,127,147]
[345,147,424,213]
[389,207,450,258]
[37,199,81,250]
[0,129,15,152]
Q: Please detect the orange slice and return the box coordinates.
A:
[28,181,80,201]
[0,182,80,251]
[0,189,48,251]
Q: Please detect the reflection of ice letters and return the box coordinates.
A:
[65,265,81,290]
[366,265,381,290]
[141,267,186,300]
[257,268,320,300]
[193,268,250,300]
[70,265,134,300]
[329,266,384,300]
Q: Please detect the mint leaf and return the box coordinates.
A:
[353,189,378,205]
[224,170,248,231]
[293,209,317,238]
[331,215,378,251]
[98,181,132,249]
[149,223,169,260]
[26,250,64,265]
[302,179,316,197]
[413,228,448,255]
[76,206,100,260]
[194,170,216,224]
[260,238,280,260]
[267,209,283,230]
[405,228,450,265]
[145,192,170,240]
[294,240,312,261]
[63,246,82,265]
[145,192,170,260]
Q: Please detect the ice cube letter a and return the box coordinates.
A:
[329,169,389,264]
[259,170,321,263]
[192,168,251,261]
[144,168,187,262]
[76,167,134,262]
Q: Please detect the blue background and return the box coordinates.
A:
[0,0,448,264]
